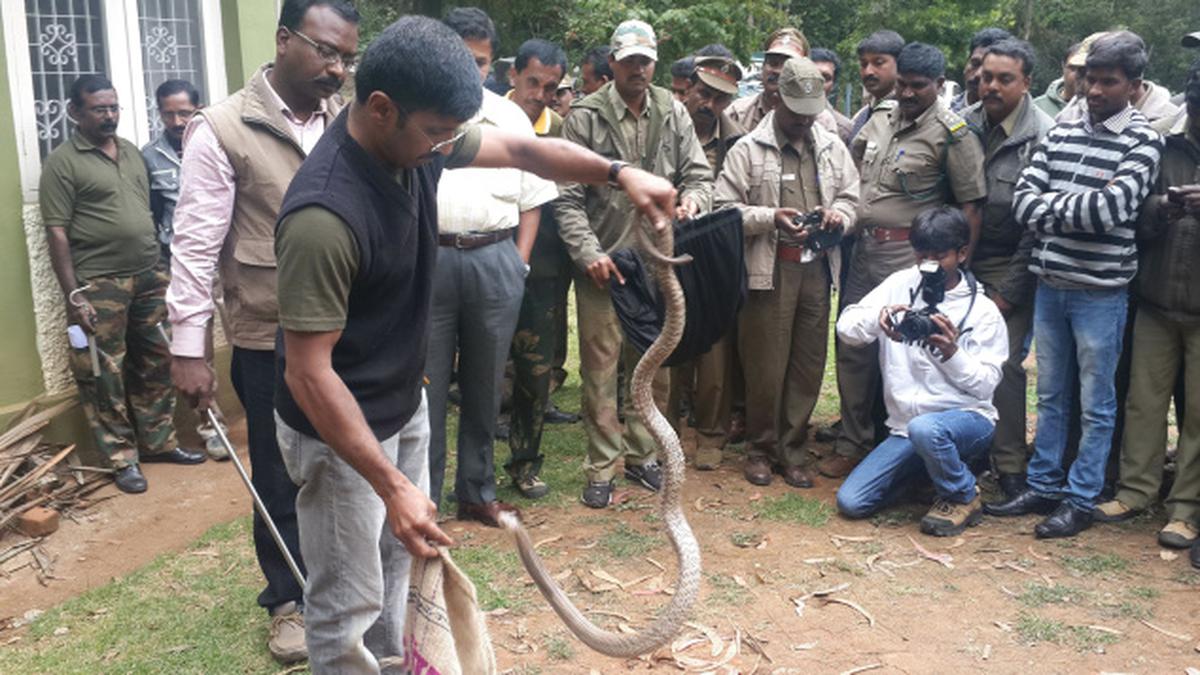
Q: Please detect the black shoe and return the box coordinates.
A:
[983,489,1060,517]
[1190,541,1200,570]
[997,472,1027,500]
[625,461,662,492]
[141,447,206,465]
[1034,502,1094,539]
[814,420,842,443]
[114,465,147,493]
[581,480,614,509]
[544,403,580,425]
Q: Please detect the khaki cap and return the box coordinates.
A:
[1067,32,1109,67]
[765,33,807,60]
[1184,31,1200,49]
[611,20,657,61]
[693,56,743,95]
[778,57,826,115]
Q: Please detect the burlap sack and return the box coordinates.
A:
[403,548,497,674]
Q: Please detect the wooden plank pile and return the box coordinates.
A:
[0,397,115,585]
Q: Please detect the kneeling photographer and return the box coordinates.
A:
[714,55,860,489]
[835,207,1008,536]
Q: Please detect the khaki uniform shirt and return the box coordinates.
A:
[614,85,651,166]
[852,100,987,230]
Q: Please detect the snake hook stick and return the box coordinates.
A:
[500,215,701,657]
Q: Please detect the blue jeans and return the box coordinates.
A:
[837,410,995,518]
[1027,282,1128,510]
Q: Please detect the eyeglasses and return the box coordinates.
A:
[396,102,469,153]
[286,27,357,73]
[160,109,196,121]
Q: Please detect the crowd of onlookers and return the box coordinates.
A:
[36,0,1200,664]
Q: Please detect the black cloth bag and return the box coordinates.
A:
[608,208,746,367]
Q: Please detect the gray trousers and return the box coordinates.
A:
[275,393,431,675]
[426,240,526,506]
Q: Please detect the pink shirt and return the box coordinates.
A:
[167,73,328,357]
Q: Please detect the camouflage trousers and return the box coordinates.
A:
[68,263,177,468]
[507,273,560,481]
[575,271,669,482]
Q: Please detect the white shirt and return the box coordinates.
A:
[837,266,1009,435]
[436,89,557,234]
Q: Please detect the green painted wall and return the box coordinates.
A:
[221,0,279,90]
[0,24,49,416]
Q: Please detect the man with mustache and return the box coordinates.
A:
[987,32,1164,539]
[142,79,199,261]
[949,28,1012,113]
[961,39,1054,499]
[1034,42,1083,118]
[824,42,986,480]
[729,28,810,132]
[849,30,905,143]
[670,54,746,470]
[41,74,202,495]
[555,19,713,508]
[166,0,360,663]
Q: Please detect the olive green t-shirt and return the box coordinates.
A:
[38,134,160,279]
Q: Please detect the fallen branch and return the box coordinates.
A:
[824,596,876,627]
[1141,619,1192,642]
[840,663,883,675]
[908,535,954,569]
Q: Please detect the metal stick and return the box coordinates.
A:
[206,408,306,589]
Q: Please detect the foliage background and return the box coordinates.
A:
[358,0,1200,110]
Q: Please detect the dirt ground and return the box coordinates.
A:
[3,419,1200,674]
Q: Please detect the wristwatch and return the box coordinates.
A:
[607,160,629,189]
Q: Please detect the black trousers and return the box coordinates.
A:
[230,347,305,612]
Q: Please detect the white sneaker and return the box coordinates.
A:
[197,422,229,460]
[268,601,307,664]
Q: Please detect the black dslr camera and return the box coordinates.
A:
[896,261,947,343]
[792,210,843,253]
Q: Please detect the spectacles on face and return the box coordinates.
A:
[286,27,357,73]
[395,102,468,153]
[160,109,196,121]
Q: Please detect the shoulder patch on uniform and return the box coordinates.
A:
[937,109,970,139]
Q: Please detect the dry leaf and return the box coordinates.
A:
[1160,550,1179,561]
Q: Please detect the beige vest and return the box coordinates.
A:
[200,65,343,349]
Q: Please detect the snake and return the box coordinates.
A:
[500,218,701,657]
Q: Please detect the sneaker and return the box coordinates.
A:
[268,601,307,664]
[624,461,663,491]
[1158,520,1200,549]
[1094,499,1140,523]
[198,423,230,461]
[581,480,614,509]
[694,446,722,471]
[515,473,549,499]
[920,489,983,537]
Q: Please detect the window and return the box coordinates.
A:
[3,0,227,199]
[138,0,206,137]
[25,0,108,160]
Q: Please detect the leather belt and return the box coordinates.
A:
[865,226,910,243]
[437,227,516,249]
[776,243,806,263]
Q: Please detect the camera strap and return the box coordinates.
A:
[955,269,979,338]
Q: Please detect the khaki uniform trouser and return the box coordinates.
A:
[739,257,831,468]
[575,271,669,482]
[971,256,1035,475]
[835,237,915,458]
[1115,305,1200,524]
[668,332,734,449]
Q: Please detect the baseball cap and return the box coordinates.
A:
[778,57,826,115]
[765,33,807,60]
[611,20,657,62]
[1067,32,1109,67]
[557,76,575,92]
[693,56,743,95]
[1183,31,1200,49]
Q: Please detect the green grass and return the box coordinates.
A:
[599,522,660,558]
[1015,613,1120,651]
[753,493,834,526]
[542,632,574,661]
[729,531,764,548]
[451,545,526,612]
[0,518,279,674]
[705,572,752,606]
[1060,553,1130,576]
[1017,583,1086,607]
